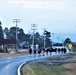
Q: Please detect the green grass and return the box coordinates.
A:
[30,63,50,75]
[29,63,71,75]
[72,46,76,52]
[21,67,34,75]
[21,68,27,75]
[42,56,61,60]
[48,66,70,75]
[21,52,76,75]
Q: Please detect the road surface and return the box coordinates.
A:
[0,54,52,75]
[0,47,70,75]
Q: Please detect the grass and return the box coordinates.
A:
[42,56,61,60]
[21,53,76,75]
[0,50,29,58]
[30,63,47,75]
[31,63,73,75]
[72,45,76,52]
[22,62,73,75]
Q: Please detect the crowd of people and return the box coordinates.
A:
[29,46,67,56]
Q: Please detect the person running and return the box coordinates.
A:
[38,48,42,56]
[29,47,32,56]
[43,48,45,56]
[33,48,36,57]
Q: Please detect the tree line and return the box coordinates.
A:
[0,21,51,48]
[0,21,74,50]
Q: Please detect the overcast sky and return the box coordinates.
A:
[0,0,76,37]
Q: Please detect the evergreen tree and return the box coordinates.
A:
[0,21,4,39]
[64,38,72,45]
[43,30,51,47]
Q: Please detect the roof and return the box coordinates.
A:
[0,38,17,44]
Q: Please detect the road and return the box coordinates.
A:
[0,54,52,75]
[0,47,70,75]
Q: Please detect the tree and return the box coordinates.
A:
[10,27,19,39]
[0,21,4,39]
[4,27,10,39]
[64,38,72,45]
[35,32,40,38]
[43,30,51,47]
[18,28,25,42]
[3,26,52,48]
[44,30,51,38]
[34,32,40,45]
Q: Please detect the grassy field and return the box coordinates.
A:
[0,50,29,58]
[21,53,76,75]
[22,62,76,75]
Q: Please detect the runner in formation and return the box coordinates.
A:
[29,46,67,56]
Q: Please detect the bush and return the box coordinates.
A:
[0,48,4,52]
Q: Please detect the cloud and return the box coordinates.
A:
[7,0,65,11]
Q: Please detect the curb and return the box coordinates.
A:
[17,52,72,75]
[18,62,26,75]
[17,60,35,75]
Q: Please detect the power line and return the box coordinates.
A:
[13,19,21,52]
[31,24,37,49]
[51,33,55,47]
[43,28,47,48]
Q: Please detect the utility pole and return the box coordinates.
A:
[43,28,47,49]
[57,37,60,43]
[13,19,21,52]
[61,39,64,47]
[31,24,37,50]
[51,33,55,47]
[57,37,60,46]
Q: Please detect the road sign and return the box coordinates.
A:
[68,43,73,50]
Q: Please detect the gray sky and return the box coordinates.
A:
[0,0,76,36]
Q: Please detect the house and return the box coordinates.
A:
[0,38,17,49]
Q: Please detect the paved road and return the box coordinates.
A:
[0,46,70,75]
[0,54,52,75]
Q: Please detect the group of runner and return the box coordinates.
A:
[29,46,67,56]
